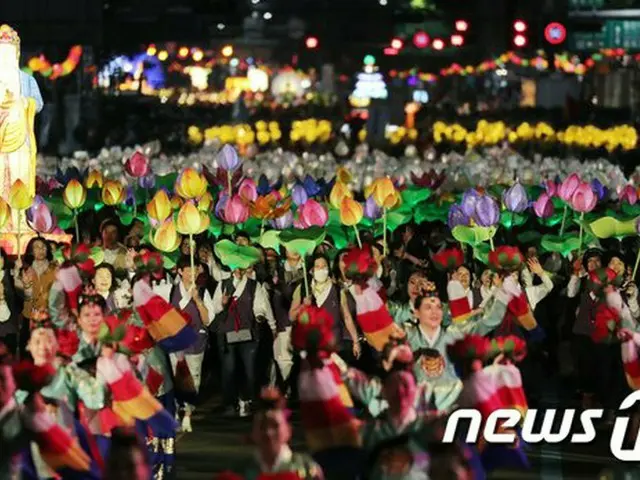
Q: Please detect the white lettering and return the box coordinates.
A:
[484,410,519,444]
[611,391,640,461]
[442,409,482,443]
[521,409,575,444]
[571,410,602,443]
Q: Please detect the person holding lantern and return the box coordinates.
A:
[16,317,105,479]
[211,240,277,418]
[168,256,215,432]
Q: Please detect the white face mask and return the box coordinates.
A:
[313,268,329,283]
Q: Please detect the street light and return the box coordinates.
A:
[222,45,234,57]
[391,38,404,49]
[306,36,319,49]
[455,20,469,32]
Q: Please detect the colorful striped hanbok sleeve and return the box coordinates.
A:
[133,280,197,353]
[351,286,401,352]
[97,352,177,436]
[26,410,91,472]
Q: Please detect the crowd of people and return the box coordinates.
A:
[1,176,640,480]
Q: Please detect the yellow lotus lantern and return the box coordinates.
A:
[176,168,208,200]
[63,179,87,210]
[177,202,210,235]
[340,197,364,248]
[147,190,172,223]
[85,170,104,189]
[197,192,214,212]
[63,179,88,242]
[0,198,11,230]
[329,181,352,210]
[8,180,33,211]
[176,201,210,290]
[101,180,126,206]
[7,179,33,261]
[149,219,181,253]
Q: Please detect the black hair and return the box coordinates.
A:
[413,293,440,311]
[177,256,205,271]
[78,294,107,313]
[100,218,121,235]
[25,237,53,262]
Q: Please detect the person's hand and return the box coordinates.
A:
[14,257,22,272]
[626,282,638,298]
[527,257,544,276]
[303,296,312,306]
[352,340,361,359]
[190,287,201,302]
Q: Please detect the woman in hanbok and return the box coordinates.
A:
[17,318,106,479]
[403,276,516,412]
[388,270,433,327]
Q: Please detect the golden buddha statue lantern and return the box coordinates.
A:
[0,25,69,255]
[0,24,42,201]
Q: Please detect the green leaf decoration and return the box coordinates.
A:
[551,197,566,209]
[500,211,527,230]
[90,247,104,266]
[589,216,639,239]
[222,224,236,236]
[325,225,349,250]
[214,240,262,270]
[621,203,640,217]
[279,227,326,258]
[376,210,411,233]
[256,230,281,251]
[208,216,224,237]
[327,207,341,227]
[162,254,177,270]
[120,211,134,226]
[400,186,431,206]
[98,323,110,343]
[540,234,581,257]
[360,216,374,228]
[241,217,262,237]
[414,203,448,224]
[473,243,491,265]
[156,173,179,191]
[58,217,74,230]
[112,324,126,343]
[538,211,564,227]
[452,225,496,247]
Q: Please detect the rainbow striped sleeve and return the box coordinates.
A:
[352,286,399,352]
[97,353,177,436]
[133,280,197,353]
